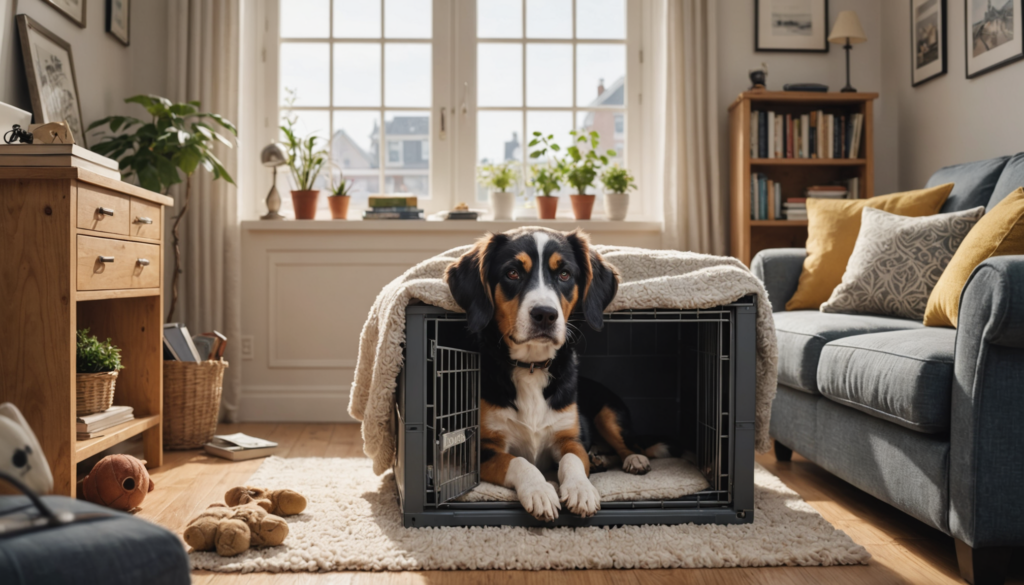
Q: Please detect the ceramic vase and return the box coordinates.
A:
[490,191,516,220]
[604,192,629,220]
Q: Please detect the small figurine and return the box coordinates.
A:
[4,124,33,144]
[749,62,768,90]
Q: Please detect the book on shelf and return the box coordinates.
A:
[368,196,417,208]
[76,406,134,438]
[204,433,283,461]
[749,173,785,220]
[750,109,862,160]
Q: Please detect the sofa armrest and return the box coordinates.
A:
[750,248,806,312]
[950,255,1024,548]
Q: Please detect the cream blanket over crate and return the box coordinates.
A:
[349,244,779,475]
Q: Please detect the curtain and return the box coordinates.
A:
[166,0,243,421]
[654,0,726,255]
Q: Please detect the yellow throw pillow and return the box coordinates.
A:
[785,183,953,311]
[924,187,1024,328]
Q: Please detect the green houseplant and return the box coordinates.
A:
[600,164,636,221]
[327,172,353,220]
[564,130,615,220]
[88,95,237,321]
[75,329,125,415]
[476,161,521,220]
[528,132,563,219]
[280,89,328,220]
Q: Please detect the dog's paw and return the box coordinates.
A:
[518,478,560,521]
[622,453,651,475]
[559,477,601,517]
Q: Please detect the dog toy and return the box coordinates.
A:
[183,503,289,557]
[81,454,154,512]
[225,486,307,516]
[0,403,53,494]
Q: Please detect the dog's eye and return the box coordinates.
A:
[506,269,520,280]
[558,270,571,282]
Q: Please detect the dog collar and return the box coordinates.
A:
[509,358,553,373]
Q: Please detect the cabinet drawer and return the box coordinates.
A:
[77,236,160,291]
[78,184,130,235]
[129,197,162,239]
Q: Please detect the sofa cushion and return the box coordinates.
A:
[817,328,957,433]
[926,155,1009,213]
[774,311,924,395]
[989,152,1024,210]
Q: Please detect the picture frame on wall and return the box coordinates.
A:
[755,0,829,52]
[43,0,86,28]
[16,15,88,147]
[911,0,947,86]
[965,0,1023,78]
[106,0,130,46]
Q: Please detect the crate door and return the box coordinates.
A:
[430,341,481,505]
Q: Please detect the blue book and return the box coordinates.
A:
[758,111,767,158]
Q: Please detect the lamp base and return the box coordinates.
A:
[840,85,857,93]
[261,210,286,220]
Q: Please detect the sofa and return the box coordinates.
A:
[752,153,1024,585]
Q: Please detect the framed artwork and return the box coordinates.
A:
[16,15,87,147]
[965,0,1023,78]
[911,0,947,86]
[43,0,86,28]
[106,0,130,46]
[755,0,829,52]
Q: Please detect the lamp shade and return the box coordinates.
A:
[260,142,288,167]
[828,11,866,44]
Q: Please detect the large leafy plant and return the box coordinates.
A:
[563,130,615,195]
[77,329,124,374]
[89,95,237,321]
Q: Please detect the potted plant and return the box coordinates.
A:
[88,95,236,321]
[600,164,636,221]
[280,93,327,220]
[76,329,124,416]
[327,171,353,220]
[564,130,615,220]
[528,132,563,220]
[477,161,520,220]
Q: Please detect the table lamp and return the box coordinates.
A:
[828,11,867,93]
[260,143,288,220]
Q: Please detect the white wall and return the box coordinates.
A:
[0,0,166,143]
[881,1,1024,191]
[716,0,899,196]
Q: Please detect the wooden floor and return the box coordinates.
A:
[136,423,1023,585]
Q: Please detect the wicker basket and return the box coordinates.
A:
[163,359,228,449]
[76,371,118,416]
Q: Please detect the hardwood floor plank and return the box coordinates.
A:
[286,424,336,458]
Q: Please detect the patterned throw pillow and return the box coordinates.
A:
[820,206,985,321]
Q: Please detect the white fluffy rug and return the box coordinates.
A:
[189,457,870,572]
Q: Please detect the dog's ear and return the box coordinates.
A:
[566,229,618,330]
[444,233,508,333]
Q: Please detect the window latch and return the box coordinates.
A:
[440,107,446,141]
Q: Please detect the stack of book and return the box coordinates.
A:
[783,198,808,220]
[77,406,134,439]
[164,324,227,362]
[805,185,849,199]
[204,432,282,461]
[363,196,424,220]
[750,110,865,160]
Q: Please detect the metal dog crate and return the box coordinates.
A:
[395,296,757,528]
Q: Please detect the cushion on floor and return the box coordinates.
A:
[926,155,1009,213]
[773,311,925,395]
[817,328,957,433]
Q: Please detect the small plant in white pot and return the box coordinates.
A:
[564,130,614,220]
[477,161,520,220]
[600,165,636,221]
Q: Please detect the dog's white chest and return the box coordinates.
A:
[485,369,576,470]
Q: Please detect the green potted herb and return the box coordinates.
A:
[564,130,615,220]
[600,164,636,221]
[76,329,125,416]
[327,172,353,220]
[280,89,328,220]
[528,132,562,219]
[476,161,520,220]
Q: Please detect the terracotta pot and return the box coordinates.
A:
[536,196,559,219]
[604,192,630,220]
[570,194,596,220]
[328,195,350,220]
[291,190,320,220]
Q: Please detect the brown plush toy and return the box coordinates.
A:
[81,454,154,512]
[182,503,289,557]
[225,486,307,516]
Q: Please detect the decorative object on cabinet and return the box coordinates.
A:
[755,0,829,52]
[259,142,287,220]
[828,11,868,93]
[965,0,1023,78]
[749,63,768,90]
[76,329,124,416]
[16,15,87,146]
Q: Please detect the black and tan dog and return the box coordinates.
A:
[445,227,667,521]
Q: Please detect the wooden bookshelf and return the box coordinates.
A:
[728,90,877,265]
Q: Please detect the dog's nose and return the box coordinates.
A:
[530,306,559,326]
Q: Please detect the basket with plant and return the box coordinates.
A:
[76,329,124,416]
[476,161,521,220]
[327,171,353,220]
[281,89,328,219]
[528,132,563,219]
[564,130,615,220]
[600,164,636,221]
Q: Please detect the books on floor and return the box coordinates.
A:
[204,433,283,461]
[750,110,863,159]
[77,406,134,439]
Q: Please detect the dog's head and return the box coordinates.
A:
[445,227,618,351]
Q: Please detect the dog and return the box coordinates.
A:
[445,227,668,521]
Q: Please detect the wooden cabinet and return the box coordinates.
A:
[0,167,172,496]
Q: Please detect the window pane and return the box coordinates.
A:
[384,43,431,107]
[477,110,522,202]
[280,43,331,106]
[384,111,430,198]
[331,110,380,204]
[334,43,381,106]
[281,0,330,38]
[576,44,625,107]
[478,43,522,107]
[526,43,571,107]
[575,110,625,168]
[478,0,522,39]
[526,0,570,38]
[385,0,431,38]
[576,0,625,39]
[333,0,381,38]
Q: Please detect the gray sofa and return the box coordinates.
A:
[752,153,1024,585]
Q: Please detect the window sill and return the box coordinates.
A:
[241,219,662,233]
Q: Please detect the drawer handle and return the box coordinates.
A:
[97,207,115,216]
[98,256,115,263]
[137,258,151,267]
[134,216,153,225]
